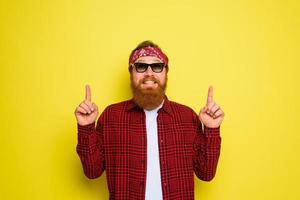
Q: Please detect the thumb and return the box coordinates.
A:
[92,103,98,112]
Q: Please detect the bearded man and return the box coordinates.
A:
[75,40,225,200]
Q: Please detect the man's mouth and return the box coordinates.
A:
[143,80,157,85]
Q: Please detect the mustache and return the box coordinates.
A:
[139,76,159,84]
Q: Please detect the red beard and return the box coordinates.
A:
[130,75,167,110]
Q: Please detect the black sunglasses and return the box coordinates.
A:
[131,62,167,73]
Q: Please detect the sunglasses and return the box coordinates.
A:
[131,62,167,73]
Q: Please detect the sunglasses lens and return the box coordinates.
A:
[134,63,148,72]
[151,63,165,73]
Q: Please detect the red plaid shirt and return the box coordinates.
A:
[76,97,221,200]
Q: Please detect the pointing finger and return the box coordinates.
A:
[206,85,214,105]
[85,84,91,102]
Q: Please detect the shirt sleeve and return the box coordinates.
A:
[192,112,221,181]
[76,116,105,179]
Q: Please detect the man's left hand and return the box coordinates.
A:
[199,86,225,128]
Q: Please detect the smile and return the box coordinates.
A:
[143,80,157,85]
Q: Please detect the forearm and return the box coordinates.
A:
[193,126,221,181]
[76,122,105,179]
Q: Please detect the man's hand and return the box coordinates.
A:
[75,84,99,126]
[199,86,225,128]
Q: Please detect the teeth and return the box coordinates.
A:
[144,80,155,84]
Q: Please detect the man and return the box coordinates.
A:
[75,41,224,200]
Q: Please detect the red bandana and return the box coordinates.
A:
[129,46,168,66]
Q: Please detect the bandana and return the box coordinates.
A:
[129,46,168,67]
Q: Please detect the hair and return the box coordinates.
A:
[129,40,169,72]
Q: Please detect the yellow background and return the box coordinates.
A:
[1,0,299,199]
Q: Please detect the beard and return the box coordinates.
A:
[130,75,167,110]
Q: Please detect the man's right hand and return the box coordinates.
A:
[75,85,99,126]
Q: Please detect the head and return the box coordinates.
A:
[129,40,169,110]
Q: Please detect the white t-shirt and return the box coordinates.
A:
[144,102,164,200]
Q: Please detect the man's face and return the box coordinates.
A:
[131,56,167,92]
[130,56,168,110]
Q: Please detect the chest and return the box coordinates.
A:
[102,111,196,154]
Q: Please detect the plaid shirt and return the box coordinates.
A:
[76,97,221,200]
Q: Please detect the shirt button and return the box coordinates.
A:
[160,139,163,144]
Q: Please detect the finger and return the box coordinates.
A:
[88,102,96,112]
[92,103,98,112]
[80,102,92,113]
[76,106,87,114]
[206,102,216,114]
[85,84,91,102]
[206,85,214,105]
[85,101,97,112]
[79,105,89,114]
[84,102,93,113]
[84,100,93,108]
[214,109,224,118]
[210,104,220,114]
[207,102,215,110]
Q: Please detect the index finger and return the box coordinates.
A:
[85,84,91,101]
[206,85,213,104]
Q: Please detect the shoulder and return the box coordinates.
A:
[105,100,131,111]
[97,99,132,123]
[167,100,198,120]
[168,100,195,113]
[164,100,200,128]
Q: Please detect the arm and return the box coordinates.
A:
[75,84,104,179]
[193,85,224,181]
[76,118,105,179]
[193,113,221,181]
